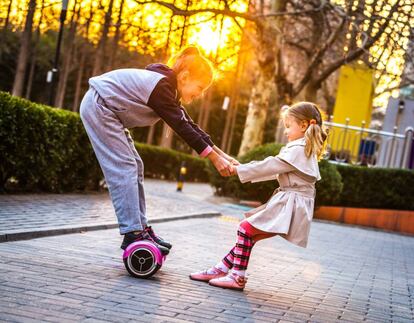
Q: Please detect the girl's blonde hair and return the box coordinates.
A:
[283,101,328,160]
[168,46,214,87]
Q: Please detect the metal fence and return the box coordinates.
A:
[324,119,414,169]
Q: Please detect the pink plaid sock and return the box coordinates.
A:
[233,225,254,271]
[221,247,236,269]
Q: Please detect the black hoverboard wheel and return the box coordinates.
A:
[122,240,165,278]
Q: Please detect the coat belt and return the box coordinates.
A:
[273,186,315,198]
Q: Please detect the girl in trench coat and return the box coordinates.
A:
[190,102,328,290]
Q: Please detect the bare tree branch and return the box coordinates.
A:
[293,15,347,96]
[134,0,329,22]
[312,0,403,89]
[135,0,256,21]
[284,39,312,57]
[258,0,329,18]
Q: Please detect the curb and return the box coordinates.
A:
[0,212,221,243]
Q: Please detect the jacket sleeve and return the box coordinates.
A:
[180,107,214,147]
[147,78,212,156]
[236,156,296,183]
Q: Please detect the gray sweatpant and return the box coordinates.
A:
[80,88,147,234]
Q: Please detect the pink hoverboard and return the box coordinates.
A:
[123,240,166,278]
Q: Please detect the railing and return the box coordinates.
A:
[324,118,414,169]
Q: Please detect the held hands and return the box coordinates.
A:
[227,163,237,177]
[207,149,240,177]
[212,155,232,177]
[226,157,239,177]
[227,156,240,166]
[223,153,239,177]
[219,159,238,177]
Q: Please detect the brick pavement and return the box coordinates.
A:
[0,216,413,322]
[0,179,246,242]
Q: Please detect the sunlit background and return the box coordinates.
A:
[1,0,411,109]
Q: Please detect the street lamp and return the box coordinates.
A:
[47,0,69,106]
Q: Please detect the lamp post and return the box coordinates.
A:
[47,0,69,106]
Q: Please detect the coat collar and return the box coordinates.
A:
[286,137,306,148]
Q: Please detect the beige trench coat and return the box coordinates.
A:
[236,138,321,248]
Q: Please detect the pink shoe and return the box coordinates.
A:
[209,272,247,291]
[189,267,227,282]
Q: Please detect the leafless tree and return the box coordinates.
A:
[12,0,36,97]
[55,0,80,108]
[93,0,115,76]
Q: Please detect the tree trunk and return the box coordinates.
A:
[55,0,79,108]
[72,3,94,112]
[160,123,173,148]
[401,27,414,86]
[222,27,247,153]
[304,82,319,102]
[200,89,212,130]
[3,0,13,30]
[179,0,190,48]
[92,0,114,76]
[0,0,14,61]
[237,20,282,156]
[221,82,237,152]
[163,2,175,61]
[146,125,155,144]
[108,0,125,70]
[237,66,275,156]
[238,0,287,156]
[24,50,36,99]
[25,0,45,99]
[12,0,36,97]
[227,92,241,154]
[72,49,86,112]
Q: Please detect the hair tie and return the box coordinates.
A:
[309,119,317,125]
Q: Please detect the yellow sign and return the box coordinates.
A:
[331,64,374,155]
[333,64,374,126]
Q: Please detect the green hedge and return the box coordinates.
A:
[209,142,414,210]
[209,143,344,207]
[0,92,101,192]
[334,165,414,210]
[0,91,208,192]
[136,142,209,182]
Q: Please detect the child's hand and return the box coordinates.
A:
[212,155,231,177]
[228,164,237,176]
[228,157,240,166]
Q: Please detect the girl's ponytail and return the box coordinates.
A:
[304,121,328,160]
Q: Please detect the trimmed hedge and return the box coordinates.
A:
[208,143,344,207]
[0,92,101,192]
[334,165,414,210]
[136,142,209,182]
[0,91,208,192]
[209,142,414,211]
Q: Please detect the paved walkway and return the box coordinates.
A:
[1,217,413,322]
[0,179,246,241]
[1,179,414,322]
